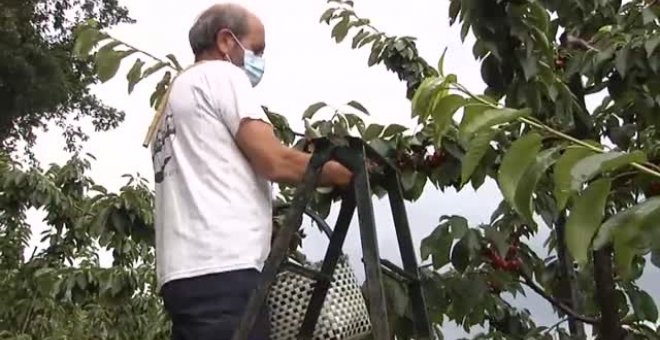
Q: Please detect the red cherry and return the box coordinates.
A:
[649,181,660,196]
[493,257,507,270]
[508,259,522,271]
[506,245,518,260]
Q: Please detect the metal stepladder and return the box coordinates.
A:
[232,136,432,340]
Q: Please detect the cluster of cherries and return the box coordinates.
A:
[393,148,446,171]
[483,239,522,272]
[554,54,568,70]
[482,228,525,294]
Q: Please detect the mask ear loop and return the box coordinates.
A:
[220,29,246,64]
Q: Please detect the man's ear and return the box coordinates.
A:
[215,29,235,58]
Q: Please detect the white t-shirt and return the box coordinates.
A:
[150,60,273,288]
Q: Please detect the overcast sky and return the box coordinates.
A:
[25,0,659,338]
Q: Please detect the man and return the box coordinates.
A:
[150,3,353,339]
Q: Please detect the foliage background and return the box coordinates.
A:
[4,0,660,339]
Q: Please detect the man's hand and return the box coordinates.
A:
[324,161,352,188]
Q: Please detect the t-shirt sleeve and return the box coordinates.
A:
[208,64,271,137]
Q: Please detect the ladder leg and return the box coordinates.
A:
[232,152,329,340]
[386,172,433,338]
[298,194,357,339]
[351,150,392,340]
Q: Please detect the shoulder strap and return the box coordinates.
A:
[142,61,207,148]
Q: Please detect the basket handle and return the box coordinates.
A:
[273,202,334,240]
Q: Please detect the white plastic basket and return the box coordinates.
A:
[267,208,372,340]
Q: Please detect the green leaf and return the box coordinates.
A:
[411,77,449,119]
[333,116,350,136]
[420,223,453,269]
[484,227,508,258]
[645,33,660,57]
[34,267,54,278]
[367,41,385,66]
[565,178,611,265]
[303,102,328,119]
[613,238,638,281]
[381,124,407,138]
[304,119,322,139]
[351,29,369,48]
[593,196,660,250]
[126,58,145,94]
[457,277,489,317]
[358,33,379,48]
[141,61,168,79]
[594,197,660,250]
[615,45,630,78]
[166,54,183,71]
[498,132,543,211]
[319,8,335,24]
[368,138,394,159]
[459,107,530,144]
[460,21,470,42]
[529,1,549,32]
[73,27,106,58]
[345,113,366,134]
[95,48,128,83]
[409,171,427,201]
[458,103,490,144]
[435,215,469,240]
[362,124,384,141]
[520,54,539,80]
[448,0,460,24]
[643,7,657,25]
[451,238,470,272]
[400,170,416,192]
[432,94,466,138]
[331,17,350,43]
[437,47,448,76]
[641,291,658,322]
[513,146,562,223]
[593,197,660,278]
[150,72,172,109]
[461,128,497,185]
[346,100,369,115]
[631,289,659,322]
[449,218,468,240]
[570,151,647,193]
[553,147,597,210]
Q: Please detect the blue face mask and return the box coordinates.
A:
[242,49,265,87]
[229,33,265,87]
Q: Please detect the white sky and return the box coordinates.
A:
[25,0,659,337]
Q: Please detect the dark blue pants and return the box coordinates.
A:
[161,269,270,340]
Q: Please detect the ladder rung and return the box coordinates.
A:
[361,258,419,284]
[282,261,332,283]
[380,259,419,283]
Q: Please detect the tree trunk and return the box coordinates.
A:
[555,214,586,338]
[593,248,626,340]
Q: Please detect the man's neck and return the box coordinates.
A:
[195,51,226,63]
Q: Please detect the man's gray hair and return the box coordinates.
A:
[188,4,249,57]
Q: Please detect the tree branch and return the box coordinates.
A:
[543,317,569,335]
[518,271,598,325]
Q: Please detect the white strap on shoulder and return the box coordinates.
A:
[142,61,206,148]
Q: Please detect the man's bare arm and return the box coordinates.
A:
[235,119,353,187]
